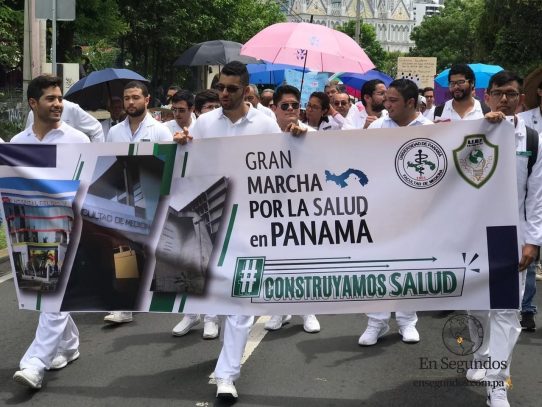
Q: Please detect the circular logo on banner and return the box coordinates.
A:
[395,138,447,189]
[442,314,484,356]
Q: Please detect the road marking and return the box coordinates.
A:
[0,274,13,284]
[208,316,270,384]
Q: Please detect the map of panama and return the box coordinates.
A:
[325,169,369,188]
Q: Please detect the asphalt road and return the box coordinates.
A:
[0,277,540,407]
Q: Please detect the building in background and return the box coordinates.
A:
[280,1,444,53]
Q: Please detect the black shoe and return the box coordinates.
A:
[521,313,536,331]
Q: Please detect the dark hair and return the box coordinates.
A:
[389,78,419,107]
[273,85,301,105]
[361,79,385,107]
[124,80,149,97]
[171,89,195,108]
[27,75,62,101]
[220,61,249,86]
[194,89,220,113]
[487,70,523,92]
[448,64,475,86]
[422,86,434,94]
[168,85,183,93]
[309,91,330,111]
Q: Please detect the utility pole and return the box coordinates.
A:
[23,0,41,106]
[355,0,361,45]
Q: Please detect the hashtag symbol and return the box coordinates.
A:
[240,259,259,294]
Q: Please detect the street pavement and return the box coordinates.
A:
[0,276,540,407]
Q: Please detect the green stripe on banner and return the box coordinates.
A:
[36,293,41,311]
[218,204,238,267]
[72,154,82,180]
[153,144,177,195]
[128,144,135,156]
[149,293,176,312]
[75,161,84,180]
[181,151,188,177]
[178,294,187,313]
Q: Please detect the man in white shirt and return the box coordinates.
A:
[434,64,485,121]
[245,84,275,119]
[107,81,172,143]
[332,91,352,119]
[360,79,432,347]
[104,80,172,324]
[101,96,124,140]
[518,79,542,134]
[164,90,196,136]
[12,75,89,390]
[26,98,104,143]
[304,92,344,131]
[468,70,542,407]
[347,79,388,129]
[176,61,280,401]
[422,87,436,120]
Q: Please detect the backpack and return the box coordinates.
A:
[526,125,539,176]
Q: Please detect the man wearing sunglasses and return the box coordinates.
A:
[434,64,485,122]
[332,92,352,118]
[270,84,313,135]
[176,61,280,401]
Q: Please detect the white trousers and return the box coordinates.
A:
[214,315,254,381]
[20,312,79,373]
[467,271,525,381]
[366,312,418,328]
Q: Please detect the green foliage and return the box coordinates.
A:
[84,40,120,71]
[0,1,23,69]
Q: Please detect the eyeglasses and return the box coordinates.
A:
[448,79,468,88]
[279,102,300,111]
[333,100,349,107]
[201,103,220,111]
[171,108,188,114]
[215,84,242,93]
[306,103,321,110]
[245,96,255,101]
[489,90,520,100]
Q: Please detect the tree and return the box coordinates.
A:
[0,0,23,69]
[409,0,484,71]
[337,20,388,73]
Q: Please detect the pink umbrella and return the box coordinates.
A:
[240,22,375,74]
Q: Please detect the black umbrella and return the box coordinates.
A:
[174,40,260,66]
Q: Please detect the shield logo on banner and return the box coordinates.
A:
[453,134,499,189]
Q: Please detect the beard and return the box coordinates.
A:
[372,101,385,113]
[126,105,146,117]
[452,87,472,102]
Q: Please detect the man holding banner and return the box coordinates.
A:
[12,75,90,390]
[468,70,542,407]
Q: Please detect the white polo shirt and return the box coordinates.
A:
[108,113,173,142]
[435,98,485,121]
[26,99,104,143]
[164,118,196,135]
[191,105,281,139]
[368,113,433,129]
[256,103,275,119]
[518,107,542,135]
[11,121,90,144]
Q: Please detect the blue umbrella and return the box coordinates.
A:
[329,70,393,90]
[64,68,149,110]
[434,63,503,89]
[247,62,308,86]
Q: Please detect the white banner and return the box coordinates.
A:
[0,119,521,314]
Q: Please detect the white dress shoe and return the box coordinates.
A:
[172,314,201,336]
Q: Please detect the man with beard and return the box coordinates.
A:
[12,75,89,390]
[346,79,387,129]
[176,61,280,400]
[434,64,485,121]
[108,81,171,143]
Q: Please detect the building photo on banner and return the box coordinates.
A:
[0,119,521,315]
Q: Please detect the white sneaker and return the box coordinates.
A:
[358,325,390,346]
[13,369,43,389]
[49,350,80,370]
[202,320,219,339]
[536,263,542,281]
[399,325,420,343]
[487,383,510,407]
[264,315,292,331]
[466,368,486,382]
[302,314,321,333]
[216,378,238,399]
[104,311,133,324]
[172,314,201,336]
